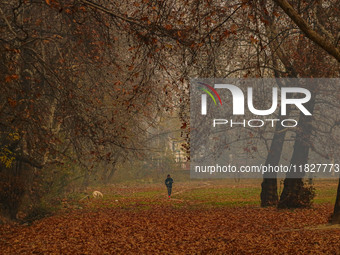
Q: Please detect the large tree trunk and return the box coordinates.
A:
[0,160,25,220]
[330,178,340,224]
[278,86,315,209]
[261,116,287,207]
[260,8,298,207]
[261,178,278,206]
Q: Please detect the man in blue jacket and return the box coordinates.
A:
[165,174,174,198]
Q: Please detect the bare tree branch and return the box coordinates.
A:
[273,0,340,62]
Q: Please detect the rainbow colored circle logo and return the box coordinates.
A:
[198,82,222,106]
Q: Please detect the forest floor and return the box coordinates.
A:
[1,179,340,254]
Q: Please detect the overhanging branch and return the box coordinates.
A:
[273,0,340,62]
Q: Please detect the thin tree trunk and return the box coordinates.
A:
[102,153,120,184]
[106,162,117,183]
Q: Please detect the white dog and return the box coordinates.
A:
[92,191,103,198]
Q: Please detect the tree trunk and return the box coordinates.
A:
[261,178,278,206]
[329,178,340,224]
[278,86,316,209]
[330,177,340,224]
[101,153,120,184]
[106,163,117,184]
[260,11,298,207]
[260,78,293,207]
[261,117,287,206]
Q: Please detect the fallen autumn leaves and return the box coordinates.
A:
[1,204,340,254]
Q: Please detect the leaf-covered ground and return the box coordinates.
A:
[1,180,340,254]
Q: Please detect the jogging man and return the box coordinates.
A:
[164,174,174,198]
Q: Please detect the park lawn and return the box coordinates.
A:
[83,179,337,209]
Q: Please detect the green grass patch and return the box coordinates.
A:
[58,179,339,212]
